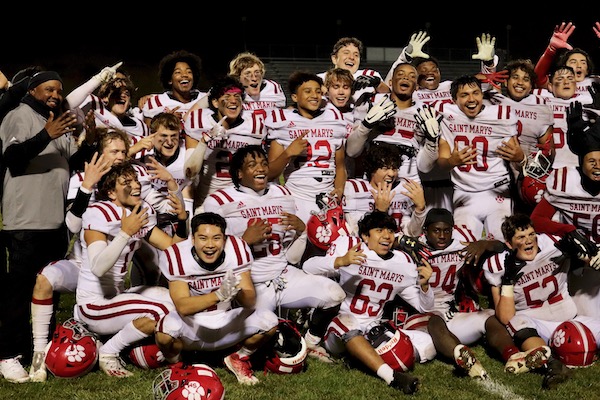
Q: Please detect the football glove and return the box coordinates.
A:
[472,33,496,62]
[362,95,396,129]
[414,104,443,142]
[93,62,123,85]
[406,31,430,59]
[586,81,600,110]
[215,269,241,302]
[395,235,432,263]
[353,75,381,92]
[548,22,575,51]
[202,116,228,143]
[555,229,599,261]
[478,70,509,91]
[501,250,526,286]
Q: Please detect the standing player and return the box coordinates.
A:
[203,145,345,361]
[155,212,279,385]
[75,161,189,378]
[266,71,351,222]
[303,211,436,394]
[184,77,267,212]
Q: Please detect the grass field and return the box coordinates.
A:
[1,292,599,400]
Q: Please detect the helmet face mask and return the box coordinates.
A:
[153,362,225,400]
[263,319,308,374]
[366,321,415,372]
[306,195,350,250]
[550,320,598,368]
[523,150,552,181]
[45,318,99,378]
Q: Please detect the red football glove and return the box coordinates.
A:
[478,70,509,91]
[549,22,575,51]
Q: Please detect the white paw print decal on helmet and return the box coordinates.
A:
[315,225,332,244]
[534,189,544,203]
[66,344,89,363]
[552,328,566,348]
[182,380,205,400]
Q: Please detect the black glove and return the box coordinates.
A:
[587,81,600,110]
[555,229,599,260]
[353,75,381,92]
[566,101,586,134]
[501,250,526,286]
[395,235,432,263]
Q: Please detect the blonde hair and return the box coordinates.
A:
[228,52,265,77]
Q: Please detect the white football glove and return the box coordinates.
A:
[472,34,496,62]
[93,61,123,84]
[362,95,396,128]
[414,104,443,142]
[214,269,241,302]
[406,31,430,59]
[202,116,228,143]
[589,253,600,270]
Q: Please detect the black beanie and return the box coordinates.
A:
[27,71,63,90]
[424,208,454,227]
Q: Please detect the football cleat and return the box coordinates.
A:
[99,354,133,378]
[504,345,550,374]
[453,344,488,379]
[29,351,47,382]
[306,342,335,363]
[542,358,572,390]
[224,353,259,385]
[0,356,30,383]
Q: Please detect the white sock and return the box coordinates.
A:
[31,300,54,352]
[377,363,395,385]
[100,321,149,355]
[304,331,321,346]
[236,347,254,358]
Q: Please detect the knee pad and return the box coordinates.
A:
[512,327,539,348]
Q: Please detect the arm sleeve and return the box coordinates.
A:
[3,129,52,175]
[530,197,576,236]
[416,140,439,173]
[384,47,411,83]
[302,254,339,278]
[65,77,101,109]
[285,231,308,265]
[345,122,371,157]
[534,47,556,88]
[65,186,93,233]
[404,207,427,237]
[88,230,131,277]
[184,141,207,179]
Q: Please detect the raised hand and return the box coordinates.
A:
[46,111,78,139]
[501,250,526,286]
[472,33,496,62]
[335,243,366,268]
[363,95,396,128]
[414,104,443,142]
[586,81,600,109]
[566,101,586,135]
[549,22,575,51]
[370,181,395,212]
[555,229,599,261]
[93,62,123,84]
[594,22,600,40]
[202,116,228,143]
[121,203,149,237]
[477,70,509,91]
[406,31,431,59]
[353,75,381,92]
[81,152,111,191]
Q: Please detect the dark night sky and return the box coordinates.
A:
[3,13,599,94]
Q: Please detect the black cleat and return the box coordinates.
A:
[542,358,572,390]
[390,370,420,395]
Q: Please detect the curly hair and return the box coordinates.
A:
[158,50,203,91]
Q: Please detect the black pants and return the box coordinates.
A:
[0,227,69,362]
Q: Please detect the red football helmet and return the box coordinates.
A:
[264,319,308,374]
[550,320,598,368]
[366,321,415,372]
[306,195,350,250]
[126,338,166,370]
[44,318,99,378]
[520,176,547,207]
[153,362,225,400]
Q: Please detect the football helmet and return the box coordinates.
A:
[44,317,99,378]
[153,362,225,400]
[523,149,552,181]
[550,320,598,368]
[125,338,166,370]
[520,176,547,207]
[366,321,415,372]
[264,319,308,374]
[306,195,350,250]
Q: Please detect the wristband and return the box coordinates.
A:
[500,285,514,298]
[175,212,189,238]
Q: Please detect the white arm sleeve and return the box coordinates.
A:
[346,122,371,157]
[384,47,411,83]
[66,77,102,109]
[404,207,427,237]
[88,230,130,277]
[285,231,308,265]
[184,141,207,179]
[302,254,339,279]
[65,212,83,234]
[416,141,439,173]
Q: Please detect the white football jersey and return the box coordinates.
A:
[265,104,351,196]
[242,79,286,111]
[307,235,433,328]
[414,80,453,105]
[77,200,158,304]
[159,235,252,312]
[184,108,267,205]
[202,184,299,283]
[483,234,576,320]
[544,166,600,240]
[436,102,519,192]
[142,90,206,121]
